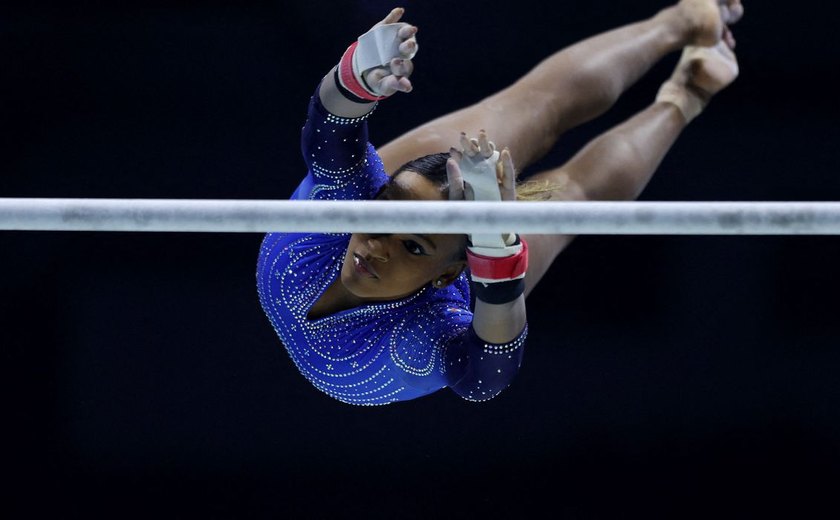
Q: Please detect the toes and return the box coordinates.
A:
[725,0,744,24]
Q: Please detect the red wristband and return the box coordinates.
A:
[467,238,529,283]
[337,41,387,102]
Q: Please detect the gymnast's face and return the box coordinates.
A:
[340,170,468,300]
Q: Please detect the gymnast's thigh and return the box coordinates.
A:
[376,103,492,176]
[520,167,587,299]
[377,86,564,176]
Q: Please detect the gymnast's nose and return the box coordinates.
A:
[367,235,390,262]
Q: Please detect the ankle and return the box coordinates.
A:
[652,6,693,50]
[656,80,708,123]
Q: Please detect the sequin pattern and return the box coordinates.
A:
[255,91,528,405]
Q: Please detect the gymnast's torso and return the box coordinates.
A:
[255,89,526,406]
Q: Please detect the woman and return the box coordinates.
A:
[256,0,744,405]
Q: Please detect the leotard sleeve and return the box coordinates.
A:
[388,299,528,403]
[292,87,389,202]
[443,324,528,402]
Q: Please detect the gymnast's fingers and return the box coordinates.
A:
[460,133,477,157]
[399,37,418,58]
[723,27,736,49]
[376,7,404,27]
[397,23,417,40]
[446,153,466,201]
[382,74,412,94]
[469,138,480,155]
[389,57,413,78]
[478,130,495,158]
[499,148,517,201]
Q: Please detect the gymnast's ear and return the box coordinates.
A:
[435,263,466,288]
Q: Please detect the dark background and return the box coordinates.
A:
[3,1,840,517]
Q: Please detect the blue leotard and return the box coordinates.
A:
[256,90,527,406]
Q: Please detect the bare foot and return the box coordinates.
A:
[657,41,739,121]
[682,42,739,98]
[673,0,745,47]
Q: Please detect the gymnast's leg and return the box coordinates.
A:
[377,0,744,174]
[519,38,741,298]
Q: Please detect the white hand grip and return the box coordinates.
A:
[354,24,415,73]
[459,150,507,249]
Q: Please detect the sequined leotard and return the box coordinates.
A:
[256,90,527,406]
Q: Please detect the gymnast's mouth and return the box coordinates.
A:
[353,253,378,278]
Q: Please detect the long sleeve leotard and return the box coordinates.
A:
[256,89,527,405]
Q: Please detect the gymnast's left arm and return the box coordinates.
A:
[318,8,417,119]
[442,135,529,402]
[294,8,418,200]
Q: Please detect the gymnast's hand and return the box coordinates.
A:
[447,132,527,316]
[446,131,518,247]
[359,8,418,97]
[446,130,517,203]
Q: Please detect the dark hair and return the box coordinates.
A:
[386,152,467,262]
[374,152,451,200]
[393,151,451,190]
[392,151,561,202]
[384,151,565,262]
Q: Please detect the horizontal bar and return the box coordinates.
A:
[2,198,840,235]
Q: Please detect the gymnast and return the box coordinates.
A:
[256,0,744,405]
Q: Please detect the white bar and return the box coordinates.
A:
[2,198,840,235]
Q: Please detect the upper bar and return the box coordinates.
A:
[2,198,840,235]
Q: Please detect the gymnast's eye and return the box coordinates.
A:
[402,240,426,256]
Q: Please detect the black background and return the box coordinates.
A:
[4,1,840,517]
